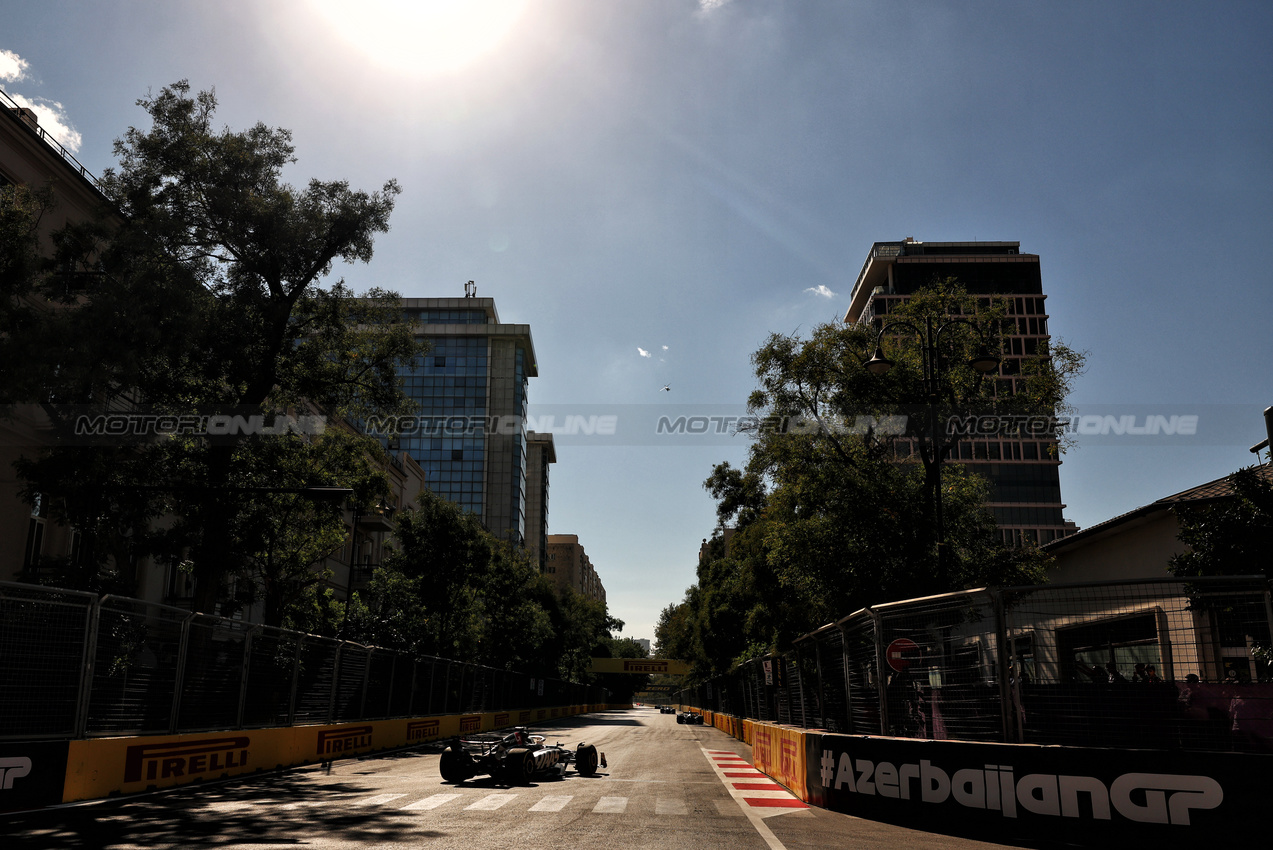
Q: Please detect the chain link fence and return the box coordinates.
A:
[0,581,609,742]
[676,576,1273,753]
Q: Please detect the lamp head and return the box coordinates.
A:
[968,346,1000,374]
[865,346,894,376]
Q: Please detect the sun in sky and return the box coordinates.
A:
[309,0,531,77]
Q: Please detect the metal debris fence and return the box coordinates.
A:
[675,576,1273,753]
[0,581,609,742]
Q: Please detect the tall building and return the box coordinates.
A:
[523,431,555,571]
[844,238,1074,546]
[1,96,115,582]
[397,295,537,545]
[545,534,606,604]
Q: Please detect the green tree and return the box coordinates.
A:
[675,281,1083,675]
[363,489,492,657]
[10,81,423,620]
[1169,466,1273,578]
[359,487,621,679]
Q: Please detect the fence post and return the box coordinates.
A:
[407,659,418,717]
[792,645,808,728]
[236,626,257,729]
[168,613,195,734]
[359,648,373,720]
[745,661,755,718]
[836,617,854,735]
[74,594,102,739]
[386,654,397,718]
[989,589,1015,743]
[287,635,303,726]
[328,642,344,724]
[867,607,887,736]
[812,638,826,729]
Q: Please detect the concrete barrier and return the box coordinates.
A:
[696,712,1269,844]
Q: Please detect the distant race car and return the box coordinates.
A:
[676,711,704,725]
[439,727,603,784]
[659,705,676,714]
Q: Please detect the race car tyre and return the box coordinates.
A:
[439,746,474,783]
[503,747,536,785]
[575,743,599,777]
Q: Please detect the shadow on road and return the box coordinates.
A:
[0,774,443,849]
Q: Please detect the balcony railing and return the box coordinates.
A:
[1,86,104,192]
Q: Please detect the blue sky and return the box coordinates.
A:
[4,1,1271,641]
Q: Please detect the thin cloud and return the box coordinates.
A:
[637,347,651,358]
[7,92,82,153]
[0,50,82,154]
[0,49,29,82]
[805,285,836,299]
[698,0,734,14]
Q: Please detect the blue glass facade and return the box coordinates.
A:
[397,336,489,518]
[403,308,488,325]
[510,347,528,539]
[391,298,537,546]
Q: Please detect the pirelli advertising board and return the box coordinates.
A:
[806,733,1271,842]
[589,658,690,675]
[55,705,611,806]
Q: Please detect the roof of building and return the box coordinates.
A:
[1043,463,1273,554]
[1,88,106,199]
[845,238,1037,323]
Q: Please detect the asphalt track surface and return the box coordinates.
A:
[0,706,1049,850]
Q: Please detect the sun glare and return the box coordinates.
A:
[310,0,531,77]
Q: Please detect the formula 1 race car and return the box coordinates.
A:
[439,727,603,785]
[659,705,677,714]
[676,711,704,725]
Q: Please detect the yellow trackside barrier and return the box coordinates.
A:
[60,704,623,805]
[750,721,810,799]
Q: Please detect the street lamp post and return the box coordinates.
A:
[338,499,396,638]
[864,315,999,585]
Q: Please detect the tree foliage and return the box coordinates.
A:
[1169,466,1273,579]
[344,488,621,682]
[7,81,424,621]
[665,281,1085,678]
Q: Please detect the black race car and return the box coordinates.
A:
[659,705,677,714]
[676,711,704,725]
[439,727,603,784]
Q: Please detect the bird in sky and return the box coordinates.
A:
[660,385,670,392]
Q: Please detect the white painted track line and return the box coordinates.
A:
[464,793,518,810]
[401,793,462,810]
[528,795,573,812]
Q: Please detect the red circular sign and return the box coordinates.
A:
[886,638,921,672]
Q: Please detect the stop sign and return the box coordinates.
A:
[885,638,920,672]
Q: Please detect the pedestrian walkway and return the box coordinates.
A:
[289,790,752,816]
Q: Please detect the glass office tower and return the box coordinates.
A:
[396,297,536,545]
